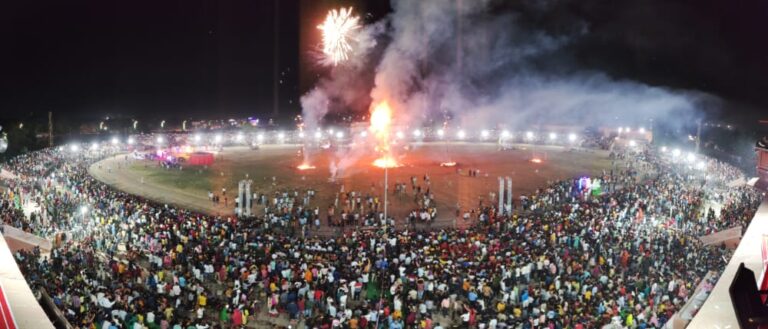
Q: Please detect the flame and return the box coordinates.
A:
[440,161,457,167]
[297,163,316,170]
[370,101,401,168]
[531,158,542,163]
[373,155,401,168]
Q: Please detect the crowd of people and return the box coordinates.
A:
[0,141,763,329]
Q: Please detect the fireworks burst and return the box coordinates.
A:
[318,7,361,66]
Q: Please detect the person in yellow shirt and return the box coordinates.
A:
[198,293,207,307]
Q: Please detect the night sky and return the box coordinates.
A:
[0,0,766,124]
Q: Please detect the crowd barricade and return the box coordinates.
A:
[2,224,53,253]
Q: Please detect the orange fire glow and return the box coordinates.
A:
[531,158,543,163]
[373,155,401,168]
[440,161,457,167]
[370,101,401,168]
[297,163,316,170]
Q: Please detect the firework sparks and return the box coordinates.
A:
[318,7,360,66]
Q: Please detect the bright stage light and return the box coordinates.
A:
[457,130,466,139]
[437,129,445,137]
[568,133,577,142]
[672,148,681,157]
[481,130,490,139]
[525,131,534,140]
[111,137,118,145]
[413,129,422,137]
[548,132,557,140]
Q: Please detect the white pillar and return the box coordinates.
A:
[245,180,252,216]
[237,180,244,217]
[506,177,513,212]
[498,177,504,214]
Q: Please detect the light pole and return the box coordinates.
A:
[384,166,388,226]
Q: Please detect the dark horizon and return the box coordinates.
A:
[0,0,766,125]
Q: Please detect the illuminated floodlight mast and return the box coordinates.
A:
[318,7,361,66]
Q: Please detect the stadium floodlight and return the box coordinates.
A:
[127,137,135,145]
[672,148,681,157]
[156,136,164,144]
[80,205,88,215]
[696,161,706,170]
[548,132,557,140]
[257,133,265,141]
[618,127,623,133]
[298,132,305,139]
[214,134,223,143]
[501,130,510,138]
[396,131,405,139]
[625,127,631,133]
[57,146,64,152]
[314,131,322,140]
[525,131,534,140]
[568,133,577,142]
[661,146,667,152]
[628,140,637,147]
[457,130,466,139]
[481,130,490,139]
[437,129,445,138]
[639,127,646,133]
[360,131,367,138]
[111,137,119,145]
[90,142,99,150]
[278,132,286,140]
[70,144,80,152]
[194,134,202,143]
[236,132,244,142]
[687,152,696,163]
[336,131,344,139]
[413,129,422,137]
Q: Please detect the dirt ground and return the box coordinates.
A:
[89,143,612,227]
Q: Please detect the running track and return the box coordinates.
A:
[0,282,17,329]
